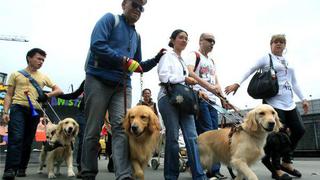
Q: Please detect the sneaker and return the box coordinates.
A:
[2,169,15,180]
[16,169,26,177]
[213,172,227,179]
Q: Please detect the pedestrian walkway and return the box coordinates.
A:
[0,151,320,179]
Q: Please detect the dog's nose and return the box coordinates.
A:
[267,122,275,130]
[67,127,73,133]
[131,124,139,133]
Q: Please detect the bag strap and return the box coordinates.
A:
[269,53,275,69]
[193,51,201,72]
[18,70,43,96]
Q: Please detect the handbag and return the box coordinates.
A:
[165,83,199,115]
[247,54,279,99]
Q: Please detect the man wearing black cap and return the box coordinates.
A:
[82,0,165,180]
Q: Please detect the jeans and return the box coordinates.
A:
[196,100,221,174]
[4,104,41,172]
[158,96,207,180]
[81,75,132,180]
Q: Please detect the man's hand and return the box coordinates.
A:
[2,113,10,124]
[185,77,198,85]
[198,90,209,100]
[125,58,143,73]
[154,48,167,63]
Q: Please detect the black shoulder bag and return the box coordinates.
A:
[247,54,279,99]
[164,59,199,115]
[19,70,48,102]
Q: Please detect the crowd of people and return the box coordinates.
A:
[1,0,310,180]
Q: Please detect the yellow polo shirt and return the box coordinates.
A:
[7,68,56,110]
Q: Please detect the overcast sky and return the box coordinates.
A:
[1,0,319,109]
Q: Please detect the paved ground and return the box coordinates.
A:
[0,151,320,179]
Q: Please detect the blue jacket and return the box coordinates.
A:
[85,13,157,87]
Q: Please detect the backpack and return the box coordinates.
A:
[193,51,201,72]
[84,14,120,70]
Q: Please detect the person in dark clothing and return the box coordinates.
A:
[57,80,85,179]
[137,88,158,116]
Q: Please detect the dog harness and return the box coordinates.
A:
[228,125,244,145]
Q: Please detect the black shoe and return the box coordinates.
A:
[76,171,83,179]
[206,171,227,179]
[16,169,26,177]
[272,173,292,180]
[2,169,15,180]
[280,165,302,177]
[214,172,227,179]
[82,176,95,180]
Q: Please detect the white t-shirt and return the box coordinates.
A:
[185,51,218,103]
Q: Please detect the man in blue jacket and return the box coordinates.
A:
[81,0,164,180]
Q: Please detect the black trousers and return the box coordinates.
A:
[273,107,305,163]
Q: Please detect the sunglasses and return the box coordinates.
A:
[204,38,215,44]
[273,39,285,44]
[131,1,144,12]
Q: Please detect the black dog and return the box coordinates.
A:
[262,127,292,180]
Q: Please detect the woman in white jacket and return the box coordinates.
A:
[225,34,309,180]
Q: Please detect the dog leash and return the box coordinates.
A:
[199,97,244,125]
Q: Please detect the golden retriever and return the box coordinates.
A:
[39,118,79,179]
[123,105,161,180]
[38,121,57,174]
[198,104,281,180]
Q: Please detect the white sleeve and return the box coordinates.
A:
[291,68,305,100]
[158,54,185,84]
[236,55,269,85]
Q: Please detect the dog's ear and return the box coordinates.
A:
[73,121,80,136]
[274,110,282,132]
[148,111,160,132]
[122,110,131,132]
[56,120,64,135]
[245,109,258,131]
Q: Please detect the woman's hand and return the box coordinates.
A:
[302,99,310,114]
[225,83,240,95]
[185,77,198,85]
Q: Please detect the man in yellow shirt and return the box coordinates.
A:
[2,48,62,180]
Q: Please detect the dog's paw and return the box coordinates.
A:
[67,170,75,177]
[48,172,56,179]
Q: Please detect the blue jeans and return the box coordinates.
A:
[81,75,132,180]
[196,99,221,174]
[158,96,207,180]
[4,104,41,171]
